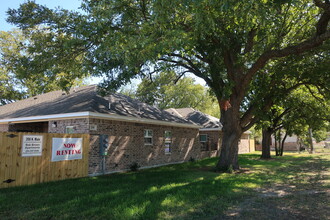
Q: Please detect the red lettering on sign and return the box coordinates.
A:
[64,143,76,148]
[56,149,82,156]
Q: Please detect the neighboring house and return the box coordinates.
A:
[270,135,299,151]
[165,108,253,154]
[270,134,324,151]
[0,85,217,175]
[255,133,326,151]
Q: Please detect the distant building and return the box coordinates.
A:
[165,108,253,154]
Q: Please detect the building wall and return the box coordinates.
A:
[0,124,9,132]
[48,119,89,134]
[5,122,48,133]
[199,130,250,154]
[199,130,221,157]
[48,118,209,175]
[87,118,203,175]
[239,133,250,154]
[2,118,251,175]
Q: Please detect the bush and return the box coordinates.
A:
[129,162,140,172]
[189,157,195,162]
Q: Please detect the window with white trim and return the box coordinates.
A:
[200,134,209,151]
[164,131,172,154]
[144,129,153,145]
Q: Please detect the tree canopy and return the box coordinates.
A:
[249,41,330,158]
[7,0,330,170]
[133,72,220,117]
[0,29,87,104]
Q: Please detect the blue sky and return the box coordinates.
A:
[0,0,82,31]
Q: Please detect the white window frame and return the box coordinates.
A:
[144,129,153,145]
[164,131,172,154]
[200,134,208,142]
[200,134,209,151]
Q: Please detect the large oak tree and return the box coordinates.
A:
[7,0,330,171]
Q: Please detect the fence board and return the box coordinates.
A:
[249,139,255,152]
[0,132,89,188]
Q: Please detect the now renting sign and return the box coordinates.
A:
[51,138,83,162]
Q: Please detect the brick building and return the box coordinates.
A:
[0,85,226,175]
[165,108,253,154]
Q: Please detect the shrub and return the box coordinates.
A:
[129,162,140,172]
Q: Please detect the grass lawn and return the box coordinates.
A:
[0,152,329,219]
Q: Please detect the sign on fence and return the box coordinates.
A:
[21,135,43,157]
[0,132,89,189]
[51,138,83,162]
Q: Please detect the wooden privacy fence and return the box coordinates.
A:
[249,139,255,152]
[0,132,89,189]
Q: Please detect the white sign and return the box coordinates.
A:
[22,135,43,157]
[52,138,83,162]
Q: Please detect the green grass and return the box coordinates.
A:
[0,153,329,220]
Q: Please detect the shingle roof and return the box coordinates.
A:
[165,108,222,129]
[0,85,193,125]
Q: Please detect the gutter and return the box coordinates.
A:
[0,111,201,129]
[199,127,252,134]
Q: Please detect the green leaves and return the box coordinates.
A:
[5,0,330,130]
[134,71,220,117]
[0,29,86,99]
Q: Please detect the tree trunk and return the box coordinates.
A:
[274,130,279,156]
[279,132,288,156]
[276,129,282,156]
[260,127,272,159]
[216,107,242,172]
[308,127,314,154]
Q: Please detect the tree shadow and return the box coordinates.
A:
[0,154,328,219]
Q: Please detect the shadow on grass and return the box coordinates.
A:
[0,153,329,219]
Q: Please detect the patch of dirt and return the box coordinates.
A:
[213,157,330,220]
[233,168,253,174]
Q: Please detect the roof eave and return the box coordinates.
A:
[0,111,201,129]
[199,127,252,134]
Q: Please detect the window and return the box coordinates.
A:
[200,134,207,142]
[164,131,172,154]
[65,126,74,134]
[144,129,153,145]
[200,134,209,151]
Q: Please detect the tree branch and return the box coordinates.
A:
[241,1,330,90]
[242,28,257,55]
[158,57,212,85]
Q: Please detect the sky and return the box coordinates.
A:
[0,0,82,31]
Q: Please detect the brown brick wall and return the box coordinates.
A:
[199,130,251,154]
[199,130,221,157]
[87,118,203,174]
[2,117,251,175]
[47,118,207,175]
[0,124,9,132]
[48,119,89,133]
[6,122,48,133]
